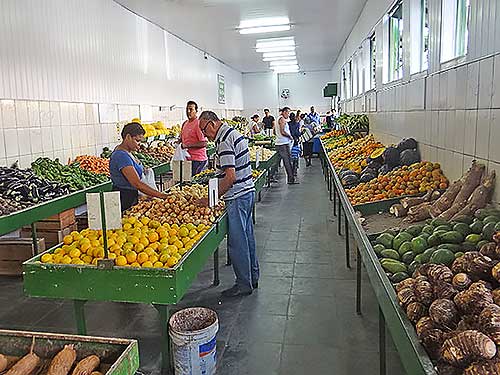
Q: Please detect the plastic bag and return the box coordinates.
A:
[173,143,190,161]
[139,168,157,197]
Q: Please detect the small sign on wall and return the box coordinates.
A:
[217,74,225,104]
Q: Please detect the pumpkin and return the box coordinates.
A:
[400,149,421,166]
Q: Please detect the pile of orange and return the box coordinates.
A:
[328,135,384,171]
[346,161,449,205]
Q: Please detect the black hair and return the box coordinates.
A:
[281,107,291,112]
[121,122,145,139]
[199,111,219,122]
[187,100,198,110]
[289,112,296,122]
[300,113,306,119]
[264,108,270,112]
[251,114,259,120]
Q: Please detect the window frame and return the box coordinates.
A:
[440,0,470,63]
[387,1,404,82]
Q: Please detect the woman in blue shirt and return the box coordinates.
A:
[110,122,167,211]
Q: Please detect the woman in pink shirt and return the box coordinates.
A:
[181,100,208,176]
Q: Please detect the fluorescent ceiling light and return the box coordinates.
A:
[256,45,296,53]
[239,16,290,29]
[240,25,290,34]
[270,59,298,66]
[262,51,296,58]
[256,37,295,49]
[263,56,297,62]
[272,65,300,73]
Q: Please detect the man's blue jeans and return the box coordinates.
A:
[226,191,259,291]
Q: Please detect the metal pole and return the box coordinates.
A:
[213,247,220,286]
[345,213,351,269]
[379,307,387,375]
[252,203,256,225]
[333,183,337,216]
[356,247,362,315]
[31,223,39,254]
[73,300,88,335]
[337,201,342,236]
[99,192,109,259]
[154,304,172,375]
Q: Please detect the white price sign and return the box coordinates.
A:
[208,178,219,207]
[255,147,261,169]
[172,160,192,183]
[86,192,122,230]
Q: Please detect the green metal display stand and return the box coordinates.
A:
[319,140,436,375]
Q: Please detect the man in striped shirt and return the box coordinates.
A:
[198,111,259,297]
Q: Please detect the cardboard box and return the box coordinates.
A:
[21,223,77,249]
[0,238,45,276]
[36,209,76,231]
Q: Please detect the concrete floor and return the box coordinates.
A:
[0,160,406,374]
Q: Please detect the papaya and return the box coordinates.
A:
[393,232,413,250]
[483,215,500,224]
[469,220,484,234]
[440,231,464,244]
[453,215,474,225]
[380,258,407,274]
[453,222,472,237]
[461,242,477,252]
[391,272,410,283]
[427,233,443,247]
[455,252,465,259]
[376,233,395,249]
[398,241,413,256]
[420,247,437,263]
[373,244,386,256]
[411,236,428,255]
[414,254,426,264]
[431,218,449,227]
[437,243,462,253]
[406,225,425,237]
[435,225,453,232]
[422,225,435,235]
[408,261,420,275]
[401,251,415,264]
[476,240,489,250]
[381,249,400,260]
[430,249,455,266]
[475,208,500,220]
[482,222,497,241]
[465,233,483,244]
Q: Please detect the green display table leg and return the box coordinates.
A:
[213,247,220,286]
[345,213,351,269]
[31,223,39,254]
[73,300,88,335]
[337,201,342,236]
[356,247,362,315]
[252,203,256,225]
[154,304,172,375]
[379,307,386,375]
[328,173,332,201]
[258,191,262,202]
[333,182,337,216]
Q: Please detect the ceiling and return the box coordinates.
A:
[115,0,368,73]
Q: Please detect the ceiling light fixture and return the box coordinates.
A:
[263,56,297,62]
[272,65,300,73]
[262,51,296,58]
[270,60,298,67]
[256,45,296,53]
[240,25,290,34]
[256,37,295,49]
[239,16,289,29]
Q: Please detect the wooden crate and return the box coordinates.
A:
[76,213,88,231]
[21,223,77,248]
[0,238,45,276]
[37,208,76,230]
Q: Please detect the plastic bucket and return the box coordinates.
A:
[169,307,219,375]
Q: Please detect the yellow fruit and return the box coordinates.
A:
[69,248,81,258]
[160,253,170,263]
[41,253,53,263]
[142,261,154,268]
[129,235,139,245]
[171,223,179,230]
[186,223,196,231]
[80,242,91,253]
[158,229,168,238]
[148,232,159,242]
[178,247,188,255]
[167,245,178,255]
[107,239,116,247]
[153,261,163,268]
[90,239,100,248]
[72,233,84,242]
[140,217,150,225]
[54,248,64,255]
[149,220,161,229]
[145,248,156,257]
[168,229,177,237]
[137,252,149,264]
[82,255,92,264]
[108,253,117,259]
[71,258,83,264]
[127,216,138,225]
[116,255,127,266]
[109,244,121,254]
[139,237,150,247]
[53,254,63,263]
[134,243,145,253]
[149,254,159,264]
[63,235,73,245]
[130,262,141,268]
[168,236,179,245]
[174,240,184,250]
[166,257,178,268]
[189,229,198,239]
[149,242,159,250]
[182,237,191,245]
[178,227,189,238]
[94,247,105,258]
[61,255,72,264]
[123,223,132,231]
[160,237,169,244]
[125,251,138,263]
[123,242,134,252]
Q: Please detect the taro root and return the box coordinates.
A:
[441,330,497,367]
[436,362,461,375]
[457,315,480,332]
[479,242,498,260]
[406,302,427,323]
[389,203,408,217]
[492,288,500,305]
[494,232,500,244]
[396,278,416,293]
[454,282,494,315]
[414,279,434,306]
[433,281,458,300]
[420,328,445,359]
[416,264,433,278]
[492,262,500,282]
[398,287,417,308]
[429,299,459,329]
[479,304,500,345]
[452,252,495,281]
[427,264,454,284]
[452,273,472,291]
[464,359,500,375]
[452,252,481,274]
[416,316,435,337]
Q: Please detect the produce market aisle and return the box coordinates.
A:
[0,163,405,374]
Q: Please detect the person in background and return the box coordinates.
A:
[296,109,301,121]
[247,114,261,138]
[289,113,301,178]
[262,108,275,137]
[299,113,306,128]
[325,111,333,128]
[302,117,315,167]
[110,122,168,211]
[180,100,208,176]
[275,107,297,184]
[308,105,320,125]
[197,111,258,297]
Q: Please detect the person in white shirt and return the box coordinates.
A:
[247,114,261,138]
[275,107,298,184]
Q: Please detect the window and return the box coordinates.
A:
[388,1,404,81]
[370,34,376,89]
[441,0,470,62]
[410,0,429,73]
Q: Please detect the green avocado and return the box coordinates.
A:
[398,241,413,256]
[406,225,425,237]
[376,233,395,249]
[422,225,435,235]
[470,220,484,234]
[393,232,414,251]
[453,222,472,237]
[483,215,500,224]
[434,225,452,232]
[411,236,428,255]
[391,272,410,283]
[431,218,449,227]
[482,222,497,241]
[373,244,386,256]
[381,249,400,260]
[437,243,462,253]
[453,215,474,225]
[401,251,416,264]
[420,247,437,263]
[440,231,464,244]
[430,249,456,266]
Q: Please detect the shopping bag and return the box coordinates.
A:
[299,128,313,143]
[139,168,157,197]
[172,143,190,161]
